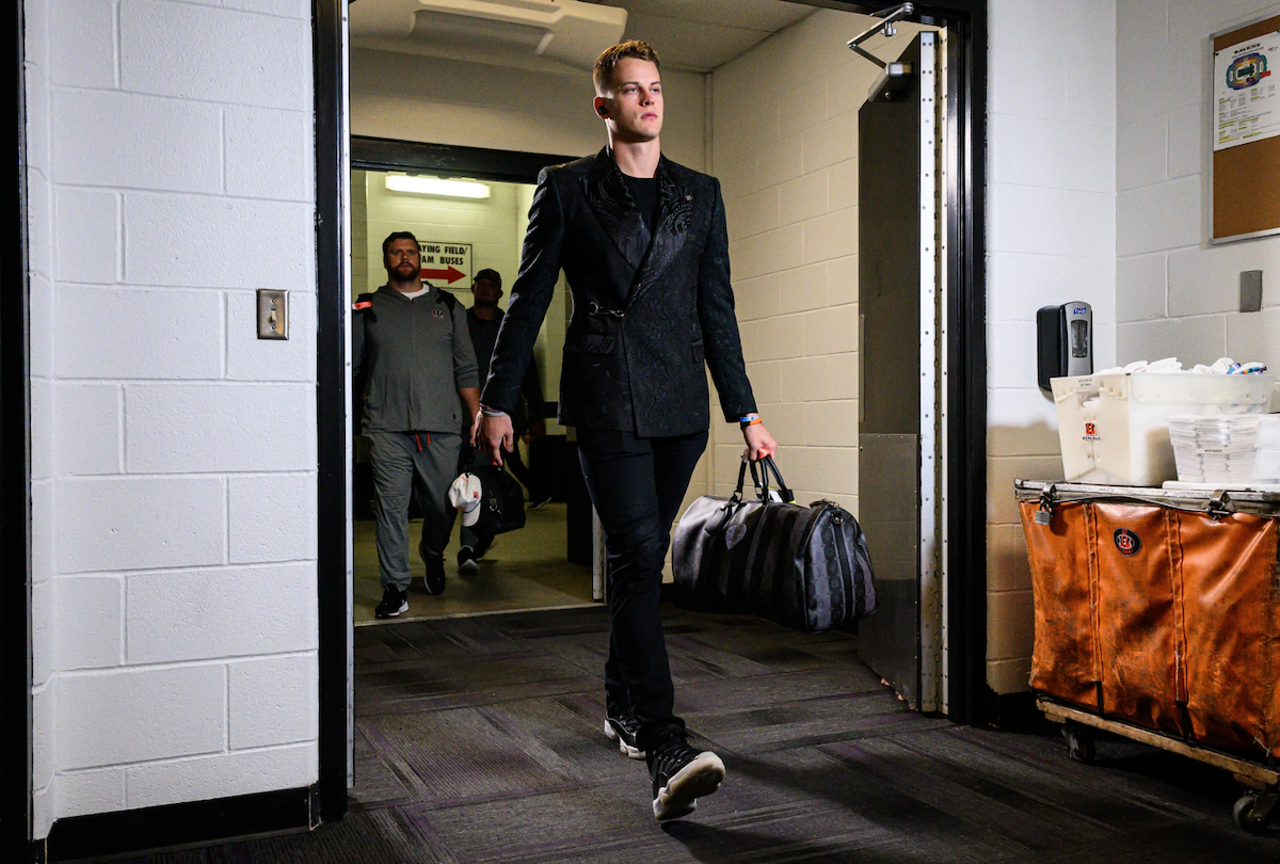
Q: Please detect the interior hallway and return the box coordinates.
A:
[353,503,594,623]
[109,607,1278,863]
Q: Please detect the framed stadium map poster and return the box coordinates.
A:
[1212,14,1280,243]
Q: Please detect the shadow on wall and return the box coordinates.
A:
[986,421,1062,697]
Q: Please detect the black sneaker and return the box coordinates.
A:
[603,707,645,760]
[457,545,480,575]
[528,493,553,511]
[647,736,725,821]
[424,557,446,595]
[375,585,408,619]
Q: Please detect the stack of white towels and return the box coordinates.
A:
[1169,414,1280,484]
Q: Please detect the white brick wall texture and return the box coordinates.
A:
[25,0,319,836]
[985,0,1118,695]
[709,9,932,518]
[1114,0,1280,378]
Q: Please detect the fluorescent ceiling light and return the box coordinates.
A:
[384,174,491,199]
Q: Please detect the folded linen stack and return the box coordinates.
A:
[1169,415,1263,483]
[1257,416,1280,483]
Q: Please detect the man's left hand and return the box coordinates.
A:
[743,423,778,462]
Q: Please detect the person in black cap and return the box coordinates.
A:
[458,268,551,572]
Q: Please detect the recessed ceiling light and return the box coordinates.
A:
[384,174,491,199]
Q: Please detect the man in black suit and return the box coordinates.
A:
[475,40,776,821]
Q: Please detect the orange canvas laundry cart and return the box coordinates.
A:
[1016,479,1280,832]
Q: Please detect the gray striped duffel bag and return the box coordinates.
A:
[671,455,877,632]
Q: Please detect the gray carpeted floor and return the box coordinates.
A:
[110,606,1280,863]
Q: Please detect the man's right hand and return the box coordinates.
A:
[475,411,515,464]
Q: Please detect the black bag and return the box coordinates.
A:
[461,449,526,538]
[671,455,877,632]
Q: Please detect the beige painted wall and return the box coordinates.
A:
[709,9,929,515]
[359,171,523,297]
[352,171,567,415]
[350,48,708,170]
[347,47,706,437]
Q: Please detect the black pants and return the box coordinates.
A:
[576,427,708,751]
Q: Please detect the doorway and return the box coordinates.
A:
[314,0,989,824]
[348,153,598,624]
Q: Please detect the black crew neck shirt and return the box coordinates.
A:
[622,174,659,231]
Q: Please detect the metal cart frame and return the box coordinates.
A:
[1039,698,1280,833]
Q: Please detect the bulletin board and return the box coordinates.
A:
[1212,14,1280,243]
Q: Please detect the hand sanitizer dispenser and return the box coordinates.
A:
[1037,302,1092,391]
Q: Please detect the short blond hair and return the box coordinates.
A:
[593,40,661,94]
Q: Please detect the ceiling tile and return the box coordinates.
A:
[620,11,777,72]
[597,0,814,32]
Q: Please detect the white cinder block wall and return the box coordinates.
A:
[1115,1,1280,370]
[984,0,1118,694]
[24,0,319,838]
[709,9,928,514]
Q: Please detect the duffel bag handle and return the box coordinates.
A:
[757,455,794,504]
[733,454,755,503]
[741,453,794,504]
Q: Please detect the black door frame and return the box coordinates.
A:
[309,0,987,826]
[351,135,577,183]
[3,0,33,860]
[828,0,989,727]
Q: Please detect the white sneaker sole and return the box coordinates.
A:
[602,718,646,760]
[377,600,409,619]
[652,751,725,821]
[459,559,480,575]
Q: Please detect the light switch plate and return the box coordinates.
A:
[257,289,288,339]
[1240,270,1263,313]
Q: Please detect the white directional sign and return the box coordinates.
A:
[417,241,472,286]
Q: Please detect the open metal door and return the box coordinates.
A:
[857,30,946,713]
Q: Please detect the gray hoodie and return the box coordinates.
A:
[353,284,479,434]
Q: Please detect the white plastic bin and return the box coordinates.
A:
[1051,372,1275,485]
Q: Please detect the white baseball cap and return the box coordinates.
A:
[448,473,484,527]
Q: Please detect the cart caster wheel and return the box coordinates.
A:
[1062,724,1095,764]
[1235,795,1268,834]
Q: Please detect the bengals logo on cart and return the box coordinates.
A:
[1083,422,1100,441]
[1113,528,1141,557]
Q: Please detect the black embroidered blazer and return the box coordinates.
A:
[481,147,757,438]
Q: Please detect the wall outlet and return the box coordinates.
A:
[1240,270,1263,313]
[257,289,288,339]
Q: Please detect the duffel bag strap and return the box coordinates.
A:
[734,455,753,503]
[759,455,794,504]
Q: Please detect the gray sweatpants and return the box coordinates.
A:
[368,430,460,591]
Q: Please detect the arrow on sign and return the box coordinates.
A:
[420,266,467,285]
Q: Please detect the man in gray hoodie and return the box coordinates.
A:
[354,231,480,618]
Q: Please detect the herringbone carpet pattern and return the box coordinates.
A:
[114,605,1280,863]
